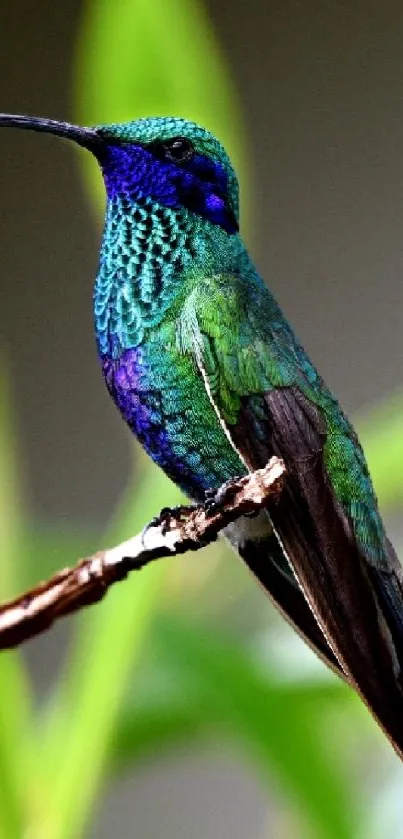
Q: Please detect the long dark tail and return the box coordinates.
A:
[265,387,403,760]
[225,518,345,680]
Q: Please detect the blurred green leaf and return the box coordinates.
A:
[41,459,181,839]
[0,365,25,597]
[109,649,351,777]
[0,365,35,838]
[357,391,403,510]
[21,523,98,590]
[158,617,358,839]
[110,699,210,772]
[73,0,250,221]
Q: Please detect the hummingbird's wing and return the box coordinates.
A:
[177,275,345,677]
[177,272,403,757]
[176,278,345,679]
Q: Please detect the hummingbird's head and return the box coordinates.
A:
[0,113,239,234]
[95,116,239,234]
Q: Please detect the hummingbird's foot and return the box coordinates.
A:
[204,486,221,514]
[204,476,247,514]
[149,507,170,529]
[151,503,198,535]
[204,478,259,518]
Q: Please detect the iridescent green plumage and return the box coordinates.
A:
[177,269,386,556]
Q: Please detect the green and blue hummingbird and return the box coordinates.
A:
[2,112,403,756]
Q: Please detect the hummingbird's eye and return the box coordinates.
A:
[160,137,194,163]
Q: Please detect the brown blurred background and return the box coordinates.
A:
[1,1,403,836]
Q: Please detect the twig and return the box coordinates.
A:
[0,457,285,650]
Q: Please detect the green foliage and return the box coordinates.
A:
[0,1,402,838]
[73,0,250,221]
[0,367,34,839]
[156,617,357,839]
[358,391,403,510]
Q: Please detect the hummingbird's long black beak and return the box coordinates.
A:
[0,114,102,154]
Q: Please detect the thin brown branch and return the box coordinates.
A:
[0,457,285,651]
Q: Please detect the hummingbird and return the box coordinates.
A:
[1,112,403,757]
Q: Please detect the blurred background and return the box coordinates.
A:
[0,1,403,837]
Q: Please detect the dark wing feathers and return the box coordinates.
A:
[230,392,345,676]
[178,281,346,677]
[265,387,403,755]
